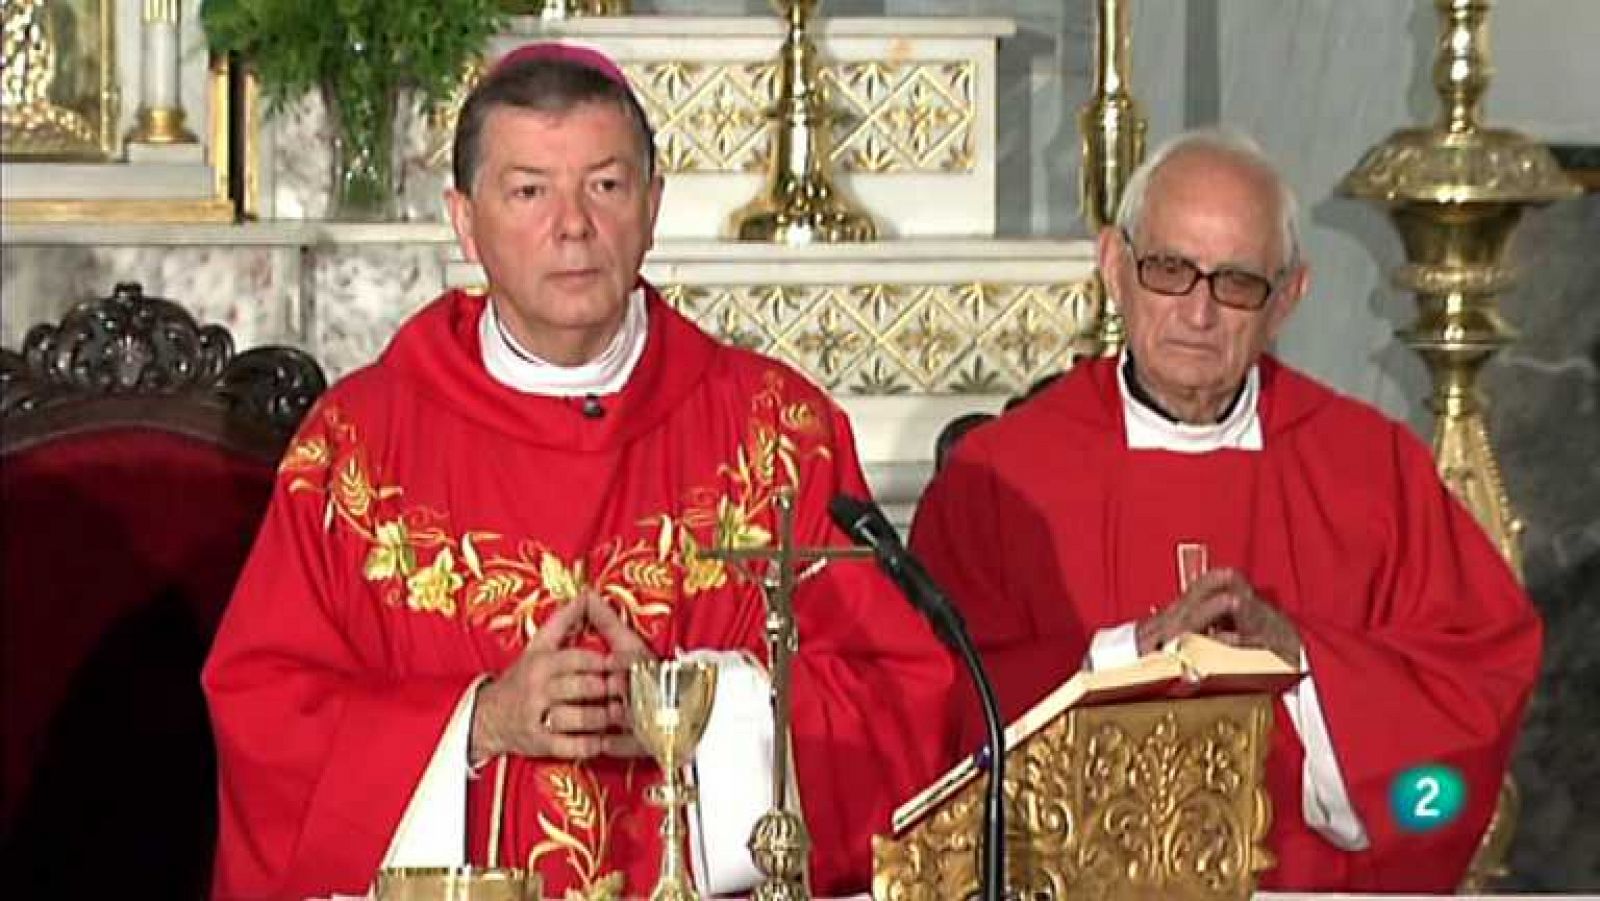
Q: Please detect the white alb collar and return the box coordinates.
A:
[480,288,648,396]
[1118,351,1263,453]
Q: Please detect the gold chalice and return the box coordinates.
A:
[630,658,719,901]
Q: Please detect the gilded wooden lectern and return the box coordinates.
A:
[873,637,1294,900]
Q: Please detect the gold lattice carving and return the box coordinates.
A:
[628,60,974,175]
[874,695,1275,901]
[661,280,1096,395]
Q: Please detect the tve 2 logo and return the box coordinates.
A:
[1390,765,1466,833]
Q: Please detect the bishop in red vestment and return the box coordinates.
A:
[203,45,953,900]
[910,131,1541,891]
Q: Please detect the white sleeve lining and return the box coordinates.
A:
[681,649,775,896]
[1281,649,1369,850]
[379,676,486,869]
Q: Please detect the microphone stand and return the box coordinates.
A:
[949,613,1007,901]
[829,496,1006,901]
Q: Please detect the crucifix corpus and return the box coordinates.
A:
[699,486,871,901]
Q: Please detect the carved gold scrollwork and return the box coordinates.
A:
[874,696,1273,900]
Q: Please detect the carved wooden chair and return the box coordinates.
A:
[930,369,1520,890]
[0,282,326,898]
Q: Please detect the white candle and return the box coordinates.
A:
[144,19,179,110]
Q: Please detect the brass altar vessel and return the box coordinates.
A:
[1080,0,1144,358]
[630,658,720,901]
[375,867,542,901]
[376,758,542,900]
[729,0,878,244]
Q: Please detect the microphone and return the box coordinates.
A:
[828,495,966,647]
[580,394,605,419]
[828,494,1007,901]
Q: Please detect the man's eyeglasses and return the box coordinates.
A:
[1120,230,1285,311]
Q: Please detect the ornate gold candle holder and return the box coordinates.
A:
[1341,0,1578,574]
[1343,4,1577,886]
[728,0,878,244]
[1080,0,1144,358]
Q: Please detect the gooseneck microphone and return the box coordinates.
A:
[828,494,1006,901]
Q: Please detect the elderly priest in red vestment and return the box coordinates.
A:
[203,44,953,900]
[910,129,1542,891]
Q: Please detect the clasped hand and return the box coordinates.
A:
[1135,568,1303,668]
[470,591,656,763]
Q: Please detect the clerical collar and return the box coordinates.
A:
[1118,351,1263,453]
[479,288,648,396]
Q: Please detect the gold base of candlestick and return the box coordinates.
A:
[125,106,197,145]
[731,203,877,245]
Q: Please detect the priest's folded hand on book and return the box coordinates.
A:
[1136,568,1303,668]
[468,592,653,762]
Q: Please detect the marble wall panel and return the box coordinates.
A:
[308,246,448,378]
[0,246,295,355]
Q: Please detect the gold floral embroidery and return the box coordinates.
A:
[528,764,623,895]
[406,548,464,615]
[281,370,834,642]
[363,520,416,581]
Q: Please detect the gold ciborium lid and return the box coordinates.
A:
[374,866,542,901]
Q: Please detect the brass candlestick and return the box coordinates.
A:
[1343,6,1577,888]
[630,659,720,901]
[701,488,870,901]
[728,0,878,244]
[1342,0,1578,576]
[1080,0,1145,358]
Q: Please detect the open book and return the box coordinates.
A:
[892,633,1303,833]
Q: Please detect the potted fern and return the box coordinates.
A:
[201,0,505,220]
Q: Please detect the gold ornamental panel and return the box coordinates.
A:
[626,59,975,175]
[660,280,1095,395]
[874,695,1275,901]
[2,0,118,160]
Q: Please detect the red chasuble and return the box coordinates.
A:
[909,356,1541,891]
[203,286,954,899]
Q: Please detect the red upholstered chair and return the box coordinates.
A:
[0,283,326,898]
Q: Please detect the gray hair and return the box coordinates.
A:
[1114,128,1302,270]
